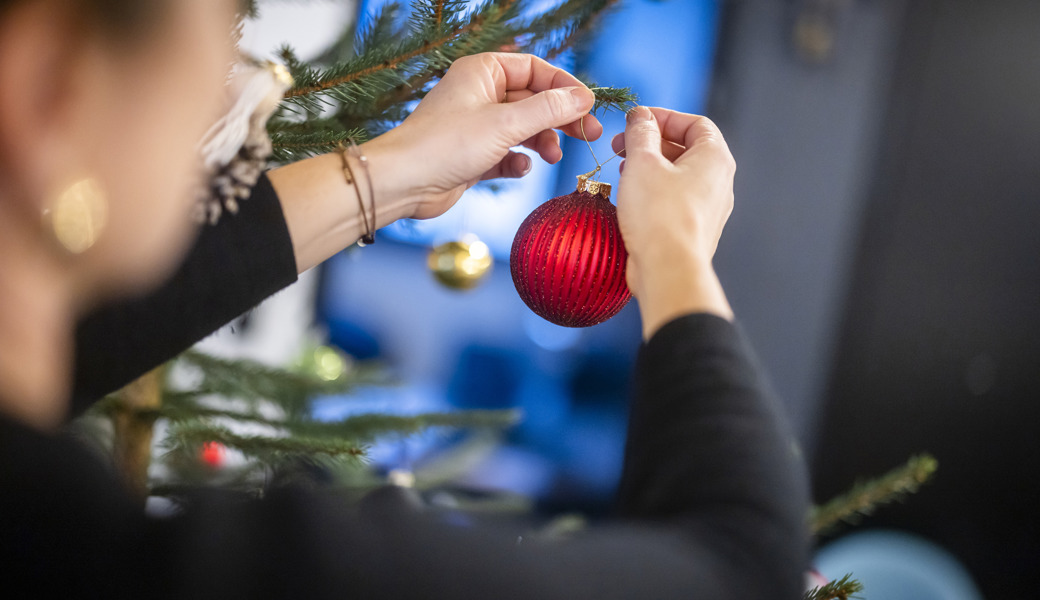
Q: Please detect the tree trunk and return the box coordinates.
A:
[112,368,163,499]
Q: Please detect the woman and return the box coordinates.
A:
[0,0,809,598]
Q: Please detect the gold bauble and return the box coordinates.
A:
[428,239,493,290]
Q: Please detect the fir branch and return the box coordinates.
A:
[803,574,864,600]
[267,0,626,149]
[513,0,622,58]
[370,69,441,114]
[434,0,447,26]
[270,127,370,162]
[158,399,520,444]
[588,85,638,114]
[157,396,277,425]
[351,2,406,58]
[412,0,467,35]
[173,350,387,419]
[276,45,323,102]
[284,14,486,101]
[239,0,259,20]
[295,409,523,441]
[166,422,368,463]
[283,0,520,110]
[267,115,356,134]
[517,0,619,37]
[811,453,938,536]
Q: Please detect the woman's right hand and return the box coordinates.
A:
[612,106,736,339]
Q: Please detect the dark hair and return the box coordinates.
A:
[82,0,167,33]
[0,0,168,42]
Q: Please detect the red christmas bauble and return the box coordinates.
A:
[510,176,631,327]
[200,441,226,468]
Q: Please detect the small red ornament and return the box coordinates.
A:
[510,175,631,327]
[200,441,226,468]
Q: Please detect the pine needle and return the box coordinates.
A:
[803,574,864,600]
[811,454,938,536]
[589,85,638,114]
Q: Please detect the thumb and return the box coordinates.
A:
[623,106,663,163]
[500,86,593,143]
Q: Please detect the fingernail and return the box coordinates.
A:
[567,86,592,108]
[518,154,532,175]
[626,106,652,123]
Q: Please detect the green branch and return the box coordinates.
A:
[158,399,520,442]
[803,574,864,600]
[588,85,638,114]
[238,0,259,20]
[165,422,368,463]
[270,128,370,162]
[299,409,523,440]
[514,0,622,58]
[433,0,446,26]
[172,349,388,418]
[283,1,514,103]
[811,454,938,536]
[162,408,519,468]
[353,2,406,57]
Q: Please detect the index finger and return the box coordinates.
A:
[483,53,601,140]
[642,107,730,157]
[503,87,603,140]
[485,52,586,94]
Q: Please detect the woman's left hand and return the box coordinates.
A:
[365,52,603,219]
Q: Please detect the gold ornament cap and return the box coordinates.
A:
[576,174,611,200]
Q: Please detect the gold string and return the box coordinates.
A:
[578,114,628,182]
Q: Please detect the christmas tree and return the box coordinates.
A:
[83,0,637,504]
[77,3,939,597]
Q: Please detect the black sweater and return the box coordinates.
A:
[0,174,809,599]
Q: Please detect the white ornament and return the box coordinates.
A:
[194,59,293,225]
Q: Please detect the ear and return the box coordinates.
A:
[0,1,88,211]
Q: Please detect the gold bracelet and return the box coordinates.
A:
[338,140,376,246]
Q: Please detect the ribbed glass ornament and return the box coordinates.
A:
[510,177,631,327]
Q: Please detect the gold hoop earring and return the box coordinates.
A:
[45,178,108,254]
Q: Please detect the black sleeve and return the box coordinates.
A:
[11,312,808,599]
[617,314,811,597]
[70,173,299,416]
